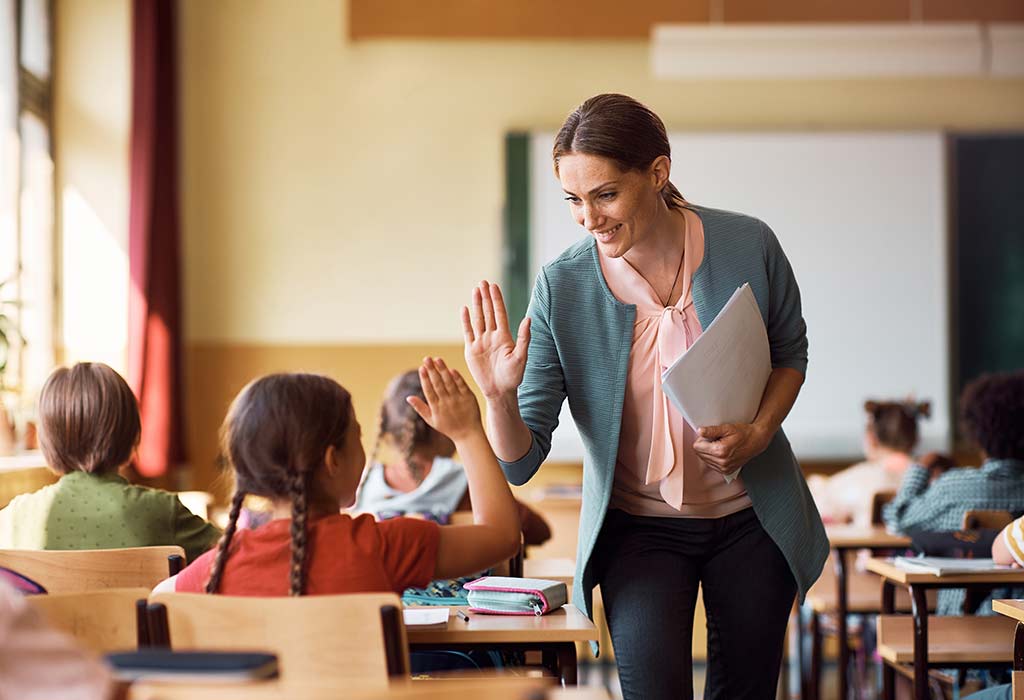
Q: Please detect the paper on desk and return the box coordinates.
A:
[660,283,771,483]
[402,607,450,627]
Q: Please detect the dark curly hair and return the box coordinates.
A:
[960,370,1024,460]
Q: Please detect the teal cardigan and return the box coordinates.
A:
[499,205,828,626]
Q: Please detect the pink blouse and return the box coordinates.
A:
[601,208,753,518]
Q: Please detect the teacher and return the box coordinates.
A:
[462,94,827,699]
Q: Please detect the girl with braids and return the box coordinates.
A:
[160,358,522,596]
[356,369,551,547]
[807,398,935,527]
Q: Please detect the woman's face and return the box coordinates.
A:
[557,152,666,258]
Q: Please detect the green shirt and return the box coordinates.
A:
[0,471,221,562]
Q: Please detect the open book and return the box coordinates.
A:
[660,283,771,483]
[894,556,1019,576]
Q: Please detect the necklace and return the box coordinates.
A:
[623,218,688,308]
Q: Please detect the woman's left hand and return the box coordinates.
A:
[693,423,771,476]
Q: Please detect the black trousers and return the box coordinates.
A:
[593,507,796,700]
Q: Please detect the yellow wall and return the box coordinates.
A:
[178,0,1024,345]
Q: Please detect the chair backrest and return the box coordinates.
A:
[128,676,553,700]
[27,587,151,654]
[0,546,185,592]
[148,592,408,686]
[870,490,897,526]
[961,509,1013,531]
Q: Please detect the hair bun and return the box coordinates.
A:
[915,401,932,419]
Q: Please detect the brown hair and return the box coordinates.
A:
[863,399,931,454]
[37,363,140,475]
[553,93,686,210]
[206,373,353,596]
[369,370,433,484]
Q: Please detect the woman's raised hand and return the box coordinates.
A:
[462,281,531,400]
[406,357,482,441]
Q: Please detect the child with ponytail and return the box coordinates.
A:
[356,369,550,547]
[162,357,521,596]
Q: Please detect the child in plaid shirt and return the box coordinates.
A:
[884,370,1024,615]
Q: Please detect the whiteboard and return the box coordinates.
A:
[528,131,950,461]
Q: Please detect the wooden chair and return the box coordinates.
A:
[0,546,185,592]
[961,509,1014,531]
[27,587,152,653]
[128,675,557,700]
[871,490,897,526]
[147,592,409,687]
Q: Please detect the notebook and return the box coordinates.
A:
[894,556,1019,576]
[105,651,278,682]
[402,607,450,628]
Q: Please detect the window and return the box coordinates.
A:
[0,0,55,422]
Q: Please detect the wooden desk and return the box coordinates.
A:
[406,605,598,686]
[803,526,911,700]
[993,599,1024,700]
[867,558,1024,700]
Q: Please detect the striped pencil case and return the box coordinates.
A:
[463,576,568,616]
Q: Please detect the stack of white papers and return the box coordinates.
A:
[894,556,1018,576]
[402,607,450,628]
[660,284,771,482]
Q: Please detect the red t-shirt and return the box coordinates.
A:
[175,513,440,596]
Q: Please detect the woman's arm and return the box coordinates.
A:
[465,279,567,483]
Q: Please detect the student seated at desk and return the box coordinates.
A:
[160,358,521,596]
[0,363,220,562]
[884,370,1024,613]
[356,369,551,546]
[808,398,931,527]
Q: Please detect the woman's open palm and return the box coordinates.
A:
[462,281,530,400]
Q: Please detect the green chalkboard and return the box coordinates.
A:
[952,134,1024,410]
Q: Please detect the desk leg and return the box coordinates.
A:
[1015,623,1024,700]
[810,611,821,700]
[1016,622,1024,672]
[835,548,850,700]
[553,643,577,686]
[881,581,895,700]
[910,585,929,700]
[796,605,809,700]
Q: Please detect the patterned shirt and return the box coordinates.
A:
[883,458,1024,614]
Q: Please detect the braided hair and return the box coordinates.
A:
[206,373,352,596]
[372,370,436,486]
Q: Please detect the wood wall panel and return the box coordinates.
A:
[922,0,1024,21]
[350,0,1021,41]
[723,0,911,23]
[349,0,708,39]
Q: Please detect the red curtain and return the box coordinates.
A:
[127,0,183,479]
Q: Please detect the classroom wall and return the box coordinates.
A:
[56,0,1024,496]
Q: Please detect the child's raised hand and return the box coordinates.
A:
[406,357,483,441]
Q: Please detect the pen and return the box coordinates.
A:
[456,610,470,623]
